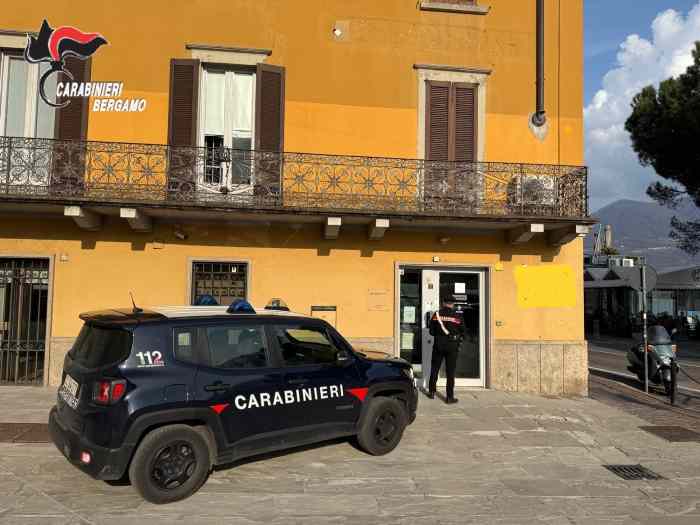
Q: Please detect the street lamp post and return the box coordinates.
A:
[641,259,649,394]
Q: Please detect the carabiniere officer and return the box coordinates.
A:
[427,298,465,404]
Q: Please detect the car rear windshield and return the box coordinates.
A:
[69,323,133,369]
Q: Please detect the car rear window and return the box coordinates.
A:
[69,323,133,369]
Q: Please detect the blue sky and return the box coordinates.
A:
[584,0,698,103]
[584,0,700,211]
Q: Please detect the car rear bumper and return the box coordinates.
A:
[49,406,133,481]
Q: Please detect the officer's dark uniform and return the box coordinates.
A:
[428,305,464,402]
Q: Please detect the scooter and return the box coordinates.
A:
[627,325,678,396]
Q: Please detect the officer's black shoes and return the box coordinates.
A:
[446,397,459,404]
[426,390,436,399]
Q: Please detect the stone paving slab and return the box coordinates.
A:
[1,386,700,523]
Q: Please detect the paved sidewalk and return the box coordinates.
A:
[2,386,700,524]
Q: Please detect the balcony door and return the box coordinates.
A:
[199,66,256,194]
[0,51,56,139]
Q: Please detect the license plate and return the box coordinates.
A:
[59,374,80,409]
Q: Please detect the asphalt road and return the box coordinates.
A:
[589,340,700,393]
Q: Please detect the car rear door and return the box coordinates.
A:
[267,320,363,442]
[188,320,287,456]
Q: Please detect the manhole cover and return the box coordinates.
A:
[603,464,665,481]
[640,426,700,442]
[0,423,50,443]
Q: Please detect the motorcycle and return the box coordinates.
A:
[627,325,678,396]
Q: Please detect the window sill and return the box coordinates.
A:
[419,1,490,15]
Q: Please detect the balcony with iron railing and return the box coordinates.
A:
[0,136,589,221]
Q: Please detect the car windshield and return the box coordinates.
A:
[69,323,133,369]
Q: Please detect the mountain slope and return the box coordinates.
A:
[586,199,700,272]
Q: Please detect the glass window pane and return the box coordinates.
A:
[174,327,198,364]
[273,324,339,366]
[204,134,224,185]
[204,70,225,135]
[231,136,252,184]
[231,72,254,133]
[206,324,267,369]
[35,62,56,138]
[5,58,28,136]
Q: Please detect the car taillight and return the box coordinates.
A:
[93,379,127,405]
[646,345,655,353]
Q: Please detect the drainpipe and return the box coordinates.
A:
[532,0,547,128]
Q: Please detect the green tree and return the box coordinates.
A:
[625,41,700,254]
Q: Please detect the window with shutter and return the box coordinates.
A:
[425,80,476,163]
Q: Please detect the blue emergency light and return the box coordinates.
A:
[227,299,255,314]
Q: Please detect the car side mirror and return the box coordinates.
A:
[336,349,352,365]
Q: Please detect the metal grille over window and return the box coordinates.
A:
[191,262,247,306]
[0,258,49,384]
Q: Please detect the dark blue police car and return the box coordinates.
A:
[49,303,418,504]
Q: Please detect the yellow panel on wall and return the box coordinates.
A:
[513,264,576,309]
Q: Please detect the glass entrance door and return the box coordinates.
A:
[398,267,485,389]
[437,271,485,387]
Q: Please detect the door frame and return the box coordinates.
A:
[0,254,55,386]
[394,262,491,389]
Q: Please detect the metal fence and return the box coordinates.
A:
[0,136,588,219]
[0,258,49,385]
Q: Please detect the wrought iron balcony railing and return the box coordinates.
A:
[0,136,588,219]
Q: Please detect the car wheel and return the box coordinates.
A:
[356,397,407,456]
[129,424,212,504]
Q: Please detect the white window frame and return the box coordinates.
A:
[0,50,44,138]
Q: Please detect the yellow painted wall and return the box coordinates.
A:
[0,218,583,342]
[3,0,583,164]
[1,1,585,348]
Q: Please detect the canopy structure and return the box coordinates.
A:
[584,265,657,292]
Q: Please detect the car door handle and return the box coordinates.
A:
[204,383,231,392]
[287,378,309,385]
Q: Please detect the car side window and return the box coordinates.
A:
[174,327,198,364]
[205,324,268,369]
[272,324,339,366]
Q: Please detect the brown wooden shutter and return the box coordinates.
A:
[167,59,199,197]
[51,57,91,195]
[54,56,90,141]
[253,64,285,205]
[453,83,477,163]
[426,81,476,162]
[168,59,199,147]
[255,64,285,152]
[425,80,450,161]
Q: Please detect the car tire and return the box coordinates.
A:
[356,397,407,456]
[129,424,212,504]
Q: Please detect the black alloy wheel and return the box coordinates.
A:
[151,440,197,490]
